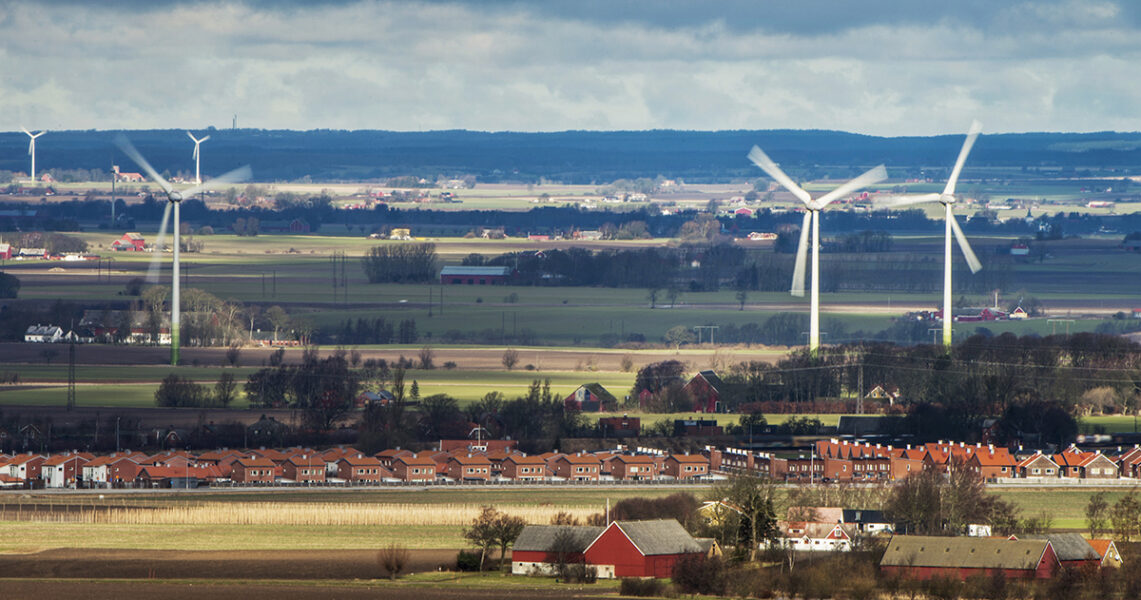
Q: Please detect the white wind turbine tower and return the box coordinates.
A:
[187,131,211,185]
[748,147,887,355]
[876,121,983,348]
[115,135,250,366]
[22,128,46,182]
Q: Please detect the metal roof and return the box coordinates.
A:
[612,519,704,556]
[513,525,604,553]
[439,266,511,276]
[1020,533,1099,562]
[881,535,1052,570]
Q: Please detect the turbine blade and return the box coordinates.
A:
[949,213,982,273]
[747,145,813,206]
[147,202,173,284]
[181,165,251,197]
[28,140,33,155]
[943,120,982,196]
[22,127,32,136]
[200,135,210,143]
[115,135,174,195]
[874,193,942,208]
[186,131,197,143]
[791,211,812,296]
[814,165,888,209]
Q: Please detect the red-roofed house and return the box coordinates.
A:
[662,454,709,479]
[966,446,1019,480]
[5,454,45,483]
[111,232,146,251]
[337,454,389,482]
[446,454,492,481]
[503,455,548,480]
[1017,452,1059,478]
[283,454,327,483]
[553,453,601,481]
[612,455,657,481]
[392,454,438,482]
[1054,446,1118,479]
[232,457,277,484]
[42,453,91,488]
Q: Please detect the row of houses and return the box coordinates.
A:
[713,439,1131,483]
[0,442,712,489]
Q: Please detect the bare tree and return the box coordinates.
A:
[377,544,410,580]
[502,348,519,371]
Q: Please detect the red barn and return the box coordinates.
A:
[511,525,605,575]
[880,535,1059,581]
[682,370,726,413]
[111,232,146,251]
[583,520,705,579]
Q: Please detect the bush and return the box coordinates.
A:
[619,578,666,597]
[672,554,727,596]
[725,566,776,599]
[456,549,483,572]
[377,544,410,580]
[559,563,597,584]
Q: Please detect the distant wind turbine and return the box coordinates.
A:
[22,128,46,182]
[875,121,983,347]
[748,147,887,354]
[115,135,250,366]
[186,131,211,186]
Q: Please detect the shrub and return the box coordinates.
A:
[443,361,458,370]
[671,554,727,596]
[619,578,666,597]
[559,563,597,584]
[455,549,483,572]
[377,544,410,580]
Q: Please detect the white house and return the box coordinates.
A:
[766,522,855,552]
[41,453,89,488]
[24,324,64,343]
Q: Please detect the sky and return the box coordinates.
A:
[1,0,1139,136]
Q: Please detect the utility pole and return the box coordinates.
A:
[66,342,76,411]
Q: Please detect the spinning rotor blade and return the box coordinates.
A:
[814,165,887,209]
[115,135,174,195]
[748,146,813,206]
[146,202,173,284]
[791,211,812,297]
[943,120,982,196]
[948,213,982,273]
[874,193,942,208]
[181,165,251,197]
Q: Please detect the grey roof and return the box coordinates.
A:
[1020,533,1099,562]
[613,519,704,556]
[440,266,512,276]
[694,370,726,392]
[513,525,604,553]
[843,509,889,524]
[881,535,1053,570]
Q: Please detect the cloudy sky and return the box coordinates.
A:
[2,0,1139,135]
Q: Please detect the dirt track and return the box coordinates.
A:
[0,548,458,580]
[0,549,613,599]
[0,579,610,600]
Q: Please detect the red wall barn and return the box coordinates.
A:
[511,525,605,575]
[583,520,704,579]
[683,370,726,413]
[880,535,1059,581]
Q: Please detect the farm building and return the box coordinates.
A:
[1017,534,1101,569]
[24,324,64,343]
[1087,539,1123,568]
[0,242,10,259]
[563,383,618,412]
[511,524,605,575]
[439,265,513,285]
[111,232,146,251]
[880,535,1059,581]
[582,519,705,579]
[598,415,640,438]
[683,370,726,413]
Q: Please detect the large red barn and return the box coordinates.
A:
[880,535,1059,581]
[511,525,605,575]
[583,520,704,579]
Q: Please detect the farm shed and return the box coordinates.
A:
[683,370,726,413]
[439,265,512,285]
[511,525,604,575]
[880,535,1059,581]
[583,519,704,579]
[1018,534,1101,569]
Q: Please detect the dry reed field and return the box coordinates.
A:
[4,501,600,527]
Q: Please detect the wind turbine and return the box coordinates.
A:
[186,131,211,185]
[875,121,983,347]
[22,128,46,182]
[115,135,250,366]
[748,147,887,354]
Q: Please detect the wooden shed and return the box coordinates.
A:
[583,519,704,579]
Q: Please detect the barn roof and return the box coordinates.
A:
[612,519,704,556]
[513,525,604,553]
[440,266,511,277]
[1020,533,1099,562]
[881,535,1052,570]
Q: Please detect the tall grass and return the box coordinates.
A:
[4,501,598,526]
